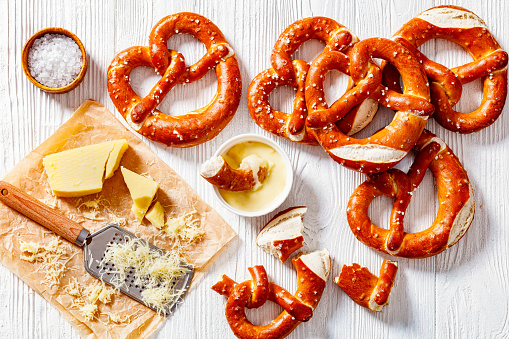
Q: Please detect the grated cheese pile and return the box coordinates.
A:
[20,238,69,288]
[66,277,120,323]
[76,196,126,226]
[157,211,204,253]
[99,237,191,314]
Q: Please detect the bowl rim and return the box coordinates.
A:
[21,27,88,93]
[210,133,294,217]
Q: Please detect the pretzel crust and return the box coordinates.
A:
[212,250,331,339]
[387,5,508,133]
[107,12,242,147]
[347,130,474,258]
[307,38,434,173]
[335,260,398,312]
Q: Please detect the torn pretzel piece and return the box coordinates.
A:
[200,154,269,191]
[335,259,398,312]
[256,206,306,262]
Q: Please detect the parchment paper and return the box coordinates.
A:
[0,100,236,338]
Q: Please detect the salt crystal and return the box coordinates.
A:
[27,33,82,88]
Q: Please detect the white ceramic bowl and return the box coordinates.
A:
[210,134,293,217]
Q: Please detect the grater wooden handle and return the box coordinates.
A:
[0,181,87,246]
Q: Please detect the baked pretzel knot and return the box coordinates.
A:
[385,5,508,133]
[347,130,474,258]
[248,17,376,145]
[107,12,242,147]
[212,249,331,339]
[306,37,434,173]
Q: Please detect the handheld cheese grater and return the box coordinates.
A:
[0,181,194,316]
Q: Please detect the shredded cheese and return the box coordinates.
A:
[154,211,204,253]
[66,278,118,323]
[80,303,98,322]
[65,277,82,297]
[76,196,127,227]
[20,238,69,288]
[99,237,191,314]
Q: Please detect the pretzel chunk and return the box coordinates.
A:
[213,249,331,339]
[200,155,269,191]
[347,130,474,258]
[256,206,306,262]
[335,260,398,312]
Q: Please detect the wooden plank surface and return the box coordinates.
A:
[0,0,508,338]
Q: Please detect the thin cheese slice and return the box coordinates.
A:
[43,139,129,197]
[145,201,165,229]
[121,167,159,221]
[105,140,130,179]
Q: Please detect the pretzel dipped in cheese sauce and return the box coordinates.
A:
[347,130,474,258]
[212,249,331,339]
[385,5,508,133]
[200,154,268,191]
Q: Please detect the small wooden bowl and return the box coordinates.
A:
[21,27,87,93]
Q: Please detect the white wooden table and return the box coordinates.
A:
[1,0,508,338]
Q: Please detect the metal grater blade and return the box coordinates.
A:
[83,223,194,316]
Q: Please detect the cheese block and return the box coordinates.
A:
[121,167,159,221]
[43,139,129,197]
[145,201,165,229]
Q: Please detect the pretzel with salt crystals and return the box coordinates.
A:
[335,260,398,312]
[347,130,474,258]
[200,154,268,191]
[212,249,331,339]
[107,12,242,147]
[248,17,378,145]
[305,37,435,174]
[384,5,508,133]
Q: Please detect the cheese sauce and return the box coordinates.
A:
[219,141,286,212]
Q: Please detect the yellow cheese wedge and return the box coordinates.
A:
[121,167,159,221]
[105,140,130,179]
[43,139,129,197]
[145,201,165,229]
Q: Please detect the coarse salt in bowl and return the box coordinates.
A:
[21,27,87,93]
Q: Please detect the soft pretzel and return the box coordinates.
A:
[248,17,377,145]
[306,37,434,174]
[212,249,331,339]
[385,5,508,133]
[347,130,474,258]
[256,206,306,262]
[107,12,242,147]
[335,260,398,312]
[200,154,269,191]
